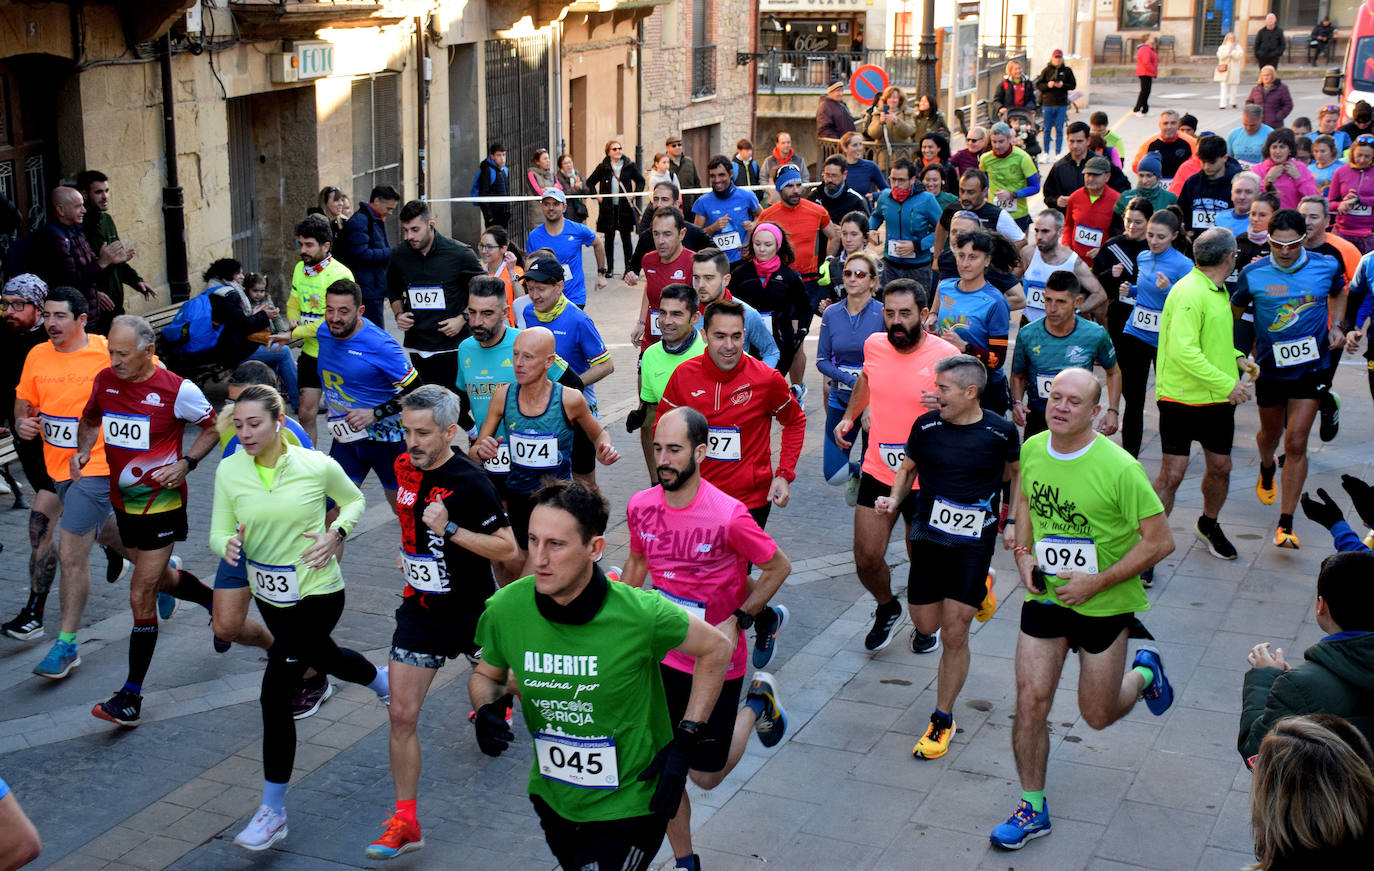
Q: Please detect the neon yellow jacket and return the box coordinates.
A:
[1156,267,1244,405]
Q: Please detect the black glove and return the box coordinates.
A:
[473,694,515,757]
[1341,474,1374,530]
[636,723,698,817]
[1300,489,1344,530]
[625,406,647,433]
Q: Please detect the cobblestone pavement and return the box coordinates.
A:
[2,78,1366,871]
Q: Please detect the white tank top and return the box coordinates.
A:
[1022,248,1081,322]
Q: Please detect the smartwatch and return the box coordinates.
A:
[732,608,755,630]
[444,521,460,539]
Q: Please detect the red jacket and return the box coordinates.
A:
[1135,44,1158,78]
[659,352,805,509]
[1063,187,1121,262]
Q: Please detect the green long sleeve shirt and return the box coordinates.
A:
[1155,268,1243,405]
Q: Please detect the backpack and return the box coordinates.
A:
[160,291,224,355]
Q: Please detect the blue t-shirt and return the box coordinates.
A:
[527,219,599,305]
[691,186,761,262]
[314,320,418,441]
[1233,250,1345,379]
[1124,247,1194,347]
[1306,129,1352,156]
[0,775,8,800]
[1012,316,1119,410]
[512,296,610,410]
[1227,125,1273,166]
[1213,209,1250,237]
[844,159,889,200]
[221,415,312,457]
[935,277,1011,381]
[456,327,571,431]
[1311,160,1345,198]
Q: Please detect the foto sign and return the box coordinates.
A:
[295,42,334,79]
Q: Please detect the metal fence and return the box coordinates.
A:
[484,34,551,241]
[754,49,923,94]
[691,44,716,99]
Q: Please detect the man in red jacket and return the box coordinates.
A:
[660,298,806,666]
[1062,157,1121,265]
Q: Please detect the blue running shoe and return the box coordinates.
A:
[1133,645,1174,715]
[33,639,80,680]
[752,604,788,669]
[989,799,1052,850]
[747,671,788,748]
[157,593,178,620]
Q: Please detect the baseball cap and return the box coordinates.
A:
[1083,155,1111,175]
[1052,49,1064,58]
[540,188,567,204]
[521,256,565,284]
[666,135,682,146]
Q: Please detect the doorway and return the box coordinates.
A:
[1194,0,1234,54]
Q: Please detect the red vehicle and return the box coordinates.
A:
[1325,0,1374,120]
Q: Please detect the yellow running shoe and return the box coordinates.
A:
[912,717,955,759]
[974,570,997,623]
[1255,465,1277,505]
[1274,526,1300,549]
[1363,529,1374,550]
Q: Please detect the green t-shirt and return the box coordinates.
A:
[1011,316,1118,410]
[475,575,690,822]
[1019,432,1163,616]
[639,334,706,404]
[979,146,1038,219]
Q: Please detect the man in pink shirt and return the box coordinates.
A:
[622,406,792,871]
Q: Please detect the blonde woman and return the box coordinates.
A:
[993,61,1036,118]
[1215,33,1244,109]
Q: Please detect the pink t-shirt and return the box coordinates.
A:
[859,332,960,486]
[627,479,778,679]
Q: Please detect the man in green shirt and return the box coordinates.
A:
[469,481,732,871]
[979,122,1041,230]
[992,367,1175,851]
[631,283,705,479]
[78,170,154,332]
[1152,228,1260,563]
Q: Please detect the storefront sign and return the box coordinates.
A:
[295,42,335,79]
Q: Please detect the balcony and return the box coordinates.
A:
[227,0,405,41]
[691,44,716,99]
[752,49,921,95]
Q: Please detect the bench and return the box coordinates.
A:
[143,300,238,389]
[0,434,27,509]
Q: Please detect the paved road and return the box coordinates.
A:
[2,75,1368,870]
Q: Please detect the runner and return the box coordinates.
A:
[628,182,710,280]
[1232,211,1347,549]
[1129,110,1197,185]
[816,210,871,307]
[73,315,221,727]
[869,158,942,289]
[1092,197,1153,344]
[808,155,871,225]
[1213,170,1262,236]
[364,385,517,859]
[1328,133,1374,256]
[691,156,760,263]
[634,284,705,480]
[817,251,885,504]
[689,247,781,368]
[876,354,1019,757]
[936,211,1028,306]
[1061,156,1121,266]
[1020,209,1108,324]
[728,223,811,384]
[933,230,1013,415]
[1011,270,1122,438]
[931,169,1026,257]
[287,215,355,446]
[211,384,391,851]
[979,122,1040,231]
[992,368,1175,850]
[1231,192,1279,356]
[623,406,792,871]
[832,280,959,651]
[632,207,696,355]
[1176,134,1239,236]
[526,188,608,307]
[513,256,614,416]
[468,480,733,871]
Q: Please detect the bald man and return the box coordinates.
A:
[471,327,619,575]
[30,187,132,333]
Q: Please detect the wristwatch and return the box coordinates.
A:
[732,608,755,630]
[444,521,460,539]
[677,719,705,736]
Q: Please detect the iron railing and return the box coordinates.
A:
[691,44,716,99]
[753,49,923,94]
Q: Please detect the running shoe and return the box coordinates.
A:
[91,688,143,727]
[604,565,622,584]
[844,474,861,508]
[1319,390,1340,442]
[790,382,808,406]
[864,599,904,652]
[291,679,335,720]
[364,815,424,860]
[2,608,43,641]
[157,593,178,621]
[909,627,941,655]
[912,716,955,759]
[105,547,132,584]
[747,671,788,748]
[989,799,1052,849]
[234,804,288,852]
[1255,464,1277,506]
[1132,645,1174,715]
[1195,517,1238,560]
[1140,566,1154,589]
[33,639,80,679]
[213,634,232,654]
[752,604,788,669]
[974,570,997,623]
[1273,525,1300,550]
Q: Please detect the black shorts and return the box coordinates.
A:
[747,502,772,530]
[906,536,996,609]
[572,423,594,475]
[856,472,917,525]
[507,491,537,549]
[14,435,54,493]
[389,594,480,666]
[114,507,188,552]
[1019,600,1132,655]
[531,794,667,871]
[1156,399,1235,457]
[409,352,459,394]
[1254,367,1335,407]
[660,663,745,773]
[298,352,321,391]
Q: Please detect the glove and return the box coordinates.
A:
[1300,488,1344,530]
[636,723,698,817]
[1341,474,1374,530]
[625,407,647,434]
[473,694,515,757]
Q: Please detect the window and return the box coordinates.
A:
[691,0,716,98]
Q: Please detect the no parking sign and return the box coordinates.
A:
[849,64,889,105]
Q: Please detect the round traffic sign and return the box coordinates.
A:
[849,65,889,104]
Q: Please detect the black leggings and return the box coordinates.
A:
[1116,331,1158,458]
[258,590,377,783]
[1134,76,1153,113]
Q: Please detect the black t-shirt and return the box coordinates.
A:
[1143,137,1194,179]
[935,249,1019,294]
[939,200,1002,232]
[1229,236,1270,297]
[904,409,1020,547]
[1093,234,1148,303]
[394,451,508,612]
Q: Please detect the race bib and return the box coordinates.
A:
[1273,335,1320,367]
[658,588,707,622]
[300,311,323,324]
[484,443,511,474]
[511,431,559,469]
[1350,202,1372,216]
[248,559,300,604]
[40,414,78,449]
[887,239,906,258]
[929,497,987,539]
[407,285,444,310]
[648,310,662,337]
[712,231,741,250]
[401,550,447,593]
[1036,372,1059,398]
[880,442,907,473]
[562,263,573,281]
[534,732,618,789]
[1025,283,1046,311]
[1034,535,1099,577]
[102,412,150,451]
[1191,208,1217,228]
[1073,225,1103,248]
[759,312,774,335]
[328,415,367,444]
[1130,305,1162,333]
[706,426,741,461]
[837,364,862,389]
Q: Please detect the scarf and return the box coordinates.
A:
[891,186,912,203]
[752,223,784,286]
[1247,228,1269,245]
[301,254,333,277]
[771,145,793,166]
[532,293,570,323]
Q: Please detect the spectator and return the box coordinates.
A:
[864,87,917,172]
[910,93,949,144]
[525,147,561,230]
[1341,101,1374,143]
[555,153,591,223]
[1133,35,1158,115]
[1035,49,1076,158]
[1254,128,1318,209]
[992,60,1035,118]
[27,186,127,328]
[1228,104,1274,168]
[337,183,400,329]
[1309,18,1335,65]
[1216,32,1244,109]
[311,186,350,249]
[647,152,678,193]
[666,135,701,210]
[839,131,889,204]
[759,130,810,198]
[585,139,645,276]
[1298,474,1374,553]
[1254,13,1286,70]
[1247,716,1374,868]
[478,225,524,324]
[242,272,298,408]
[474,142,511,229]
[202,258,274,369]
[76,170,154,332]
[816,80,857,141]
[732,138,761,187]
[809,155,870,224]
[951,126,990,176]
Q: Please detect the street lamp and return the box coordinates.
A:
[917,0,937,98]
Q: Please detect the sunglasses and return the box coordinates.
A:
[842,269,872,278]
[1269,237,1304,250]
[1358,135,1374,145]
[610,146,623,151]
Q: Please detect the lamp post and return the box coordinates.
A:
[917,0,937,98]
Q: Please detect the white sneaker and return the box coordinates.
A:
[234,804,288,851]
[375,664,391,707]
